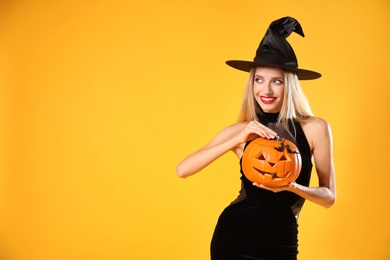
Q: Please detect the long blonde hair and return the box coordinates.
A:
[237,67,313,135]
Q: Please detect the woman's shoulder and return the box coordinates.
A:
[218,122,248,137]
[212,122,248,155]
[218,121,248,131]
[301,116,329,128]
[301,116,328,127]
[300,116,332,149]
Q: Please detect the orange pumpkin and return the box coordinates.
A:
[242,137,302,187]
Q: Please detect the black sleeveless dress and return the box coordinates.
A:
[210,112,312,260]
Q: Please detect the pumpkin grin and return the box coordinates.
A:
[254,169,288,179]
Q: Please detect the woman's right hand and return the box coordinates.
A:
[235,121,278,144]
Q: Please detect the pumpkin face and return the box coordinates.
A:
[242,137,302,187]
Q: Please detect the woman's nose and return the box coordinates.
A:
[264,82,273,94]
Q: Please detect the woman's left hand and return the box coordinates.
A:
[253,182,298,193]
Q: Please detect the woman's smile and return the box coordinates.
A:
[260,96,277,104]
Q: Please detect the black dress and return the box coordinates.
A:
[210,112,312,260]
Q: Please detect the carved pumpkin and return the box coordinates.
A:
[242,137,302,187]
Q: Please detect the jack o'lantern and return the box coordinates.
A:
[242,137,302,187]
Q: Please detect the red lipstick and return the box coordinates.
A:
[260,96,277,104]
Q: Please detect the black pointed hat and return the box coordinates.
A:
[226,16,321,80]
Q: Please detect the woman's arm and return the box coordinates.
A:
[255,118,336,208]
[303,118,336,207]
[176,121,278,178]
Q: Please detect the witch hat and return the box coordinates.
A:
[226,16,321,80]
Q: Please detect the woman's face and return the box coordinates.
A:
[253,66,285,113]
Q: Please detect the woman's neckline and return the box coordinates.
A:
[258,110,280,124]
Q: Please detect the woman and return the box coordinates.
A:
[176,17,336,260]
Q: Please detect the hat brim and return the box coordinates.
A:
[226,60,321,80]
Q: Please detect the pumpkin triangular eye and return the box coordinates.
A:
[279,154,288,161]
[258,154,266,160]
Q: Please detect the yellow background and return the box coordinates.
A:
[1,0,389,259]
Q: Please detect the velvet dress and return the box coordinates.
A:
[210,112,312,260]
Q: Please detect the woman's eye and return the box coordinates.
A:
[255,78,263,83]
[274,80,284,84]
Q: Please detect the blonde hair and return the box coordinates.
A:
[237,67,313,135]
